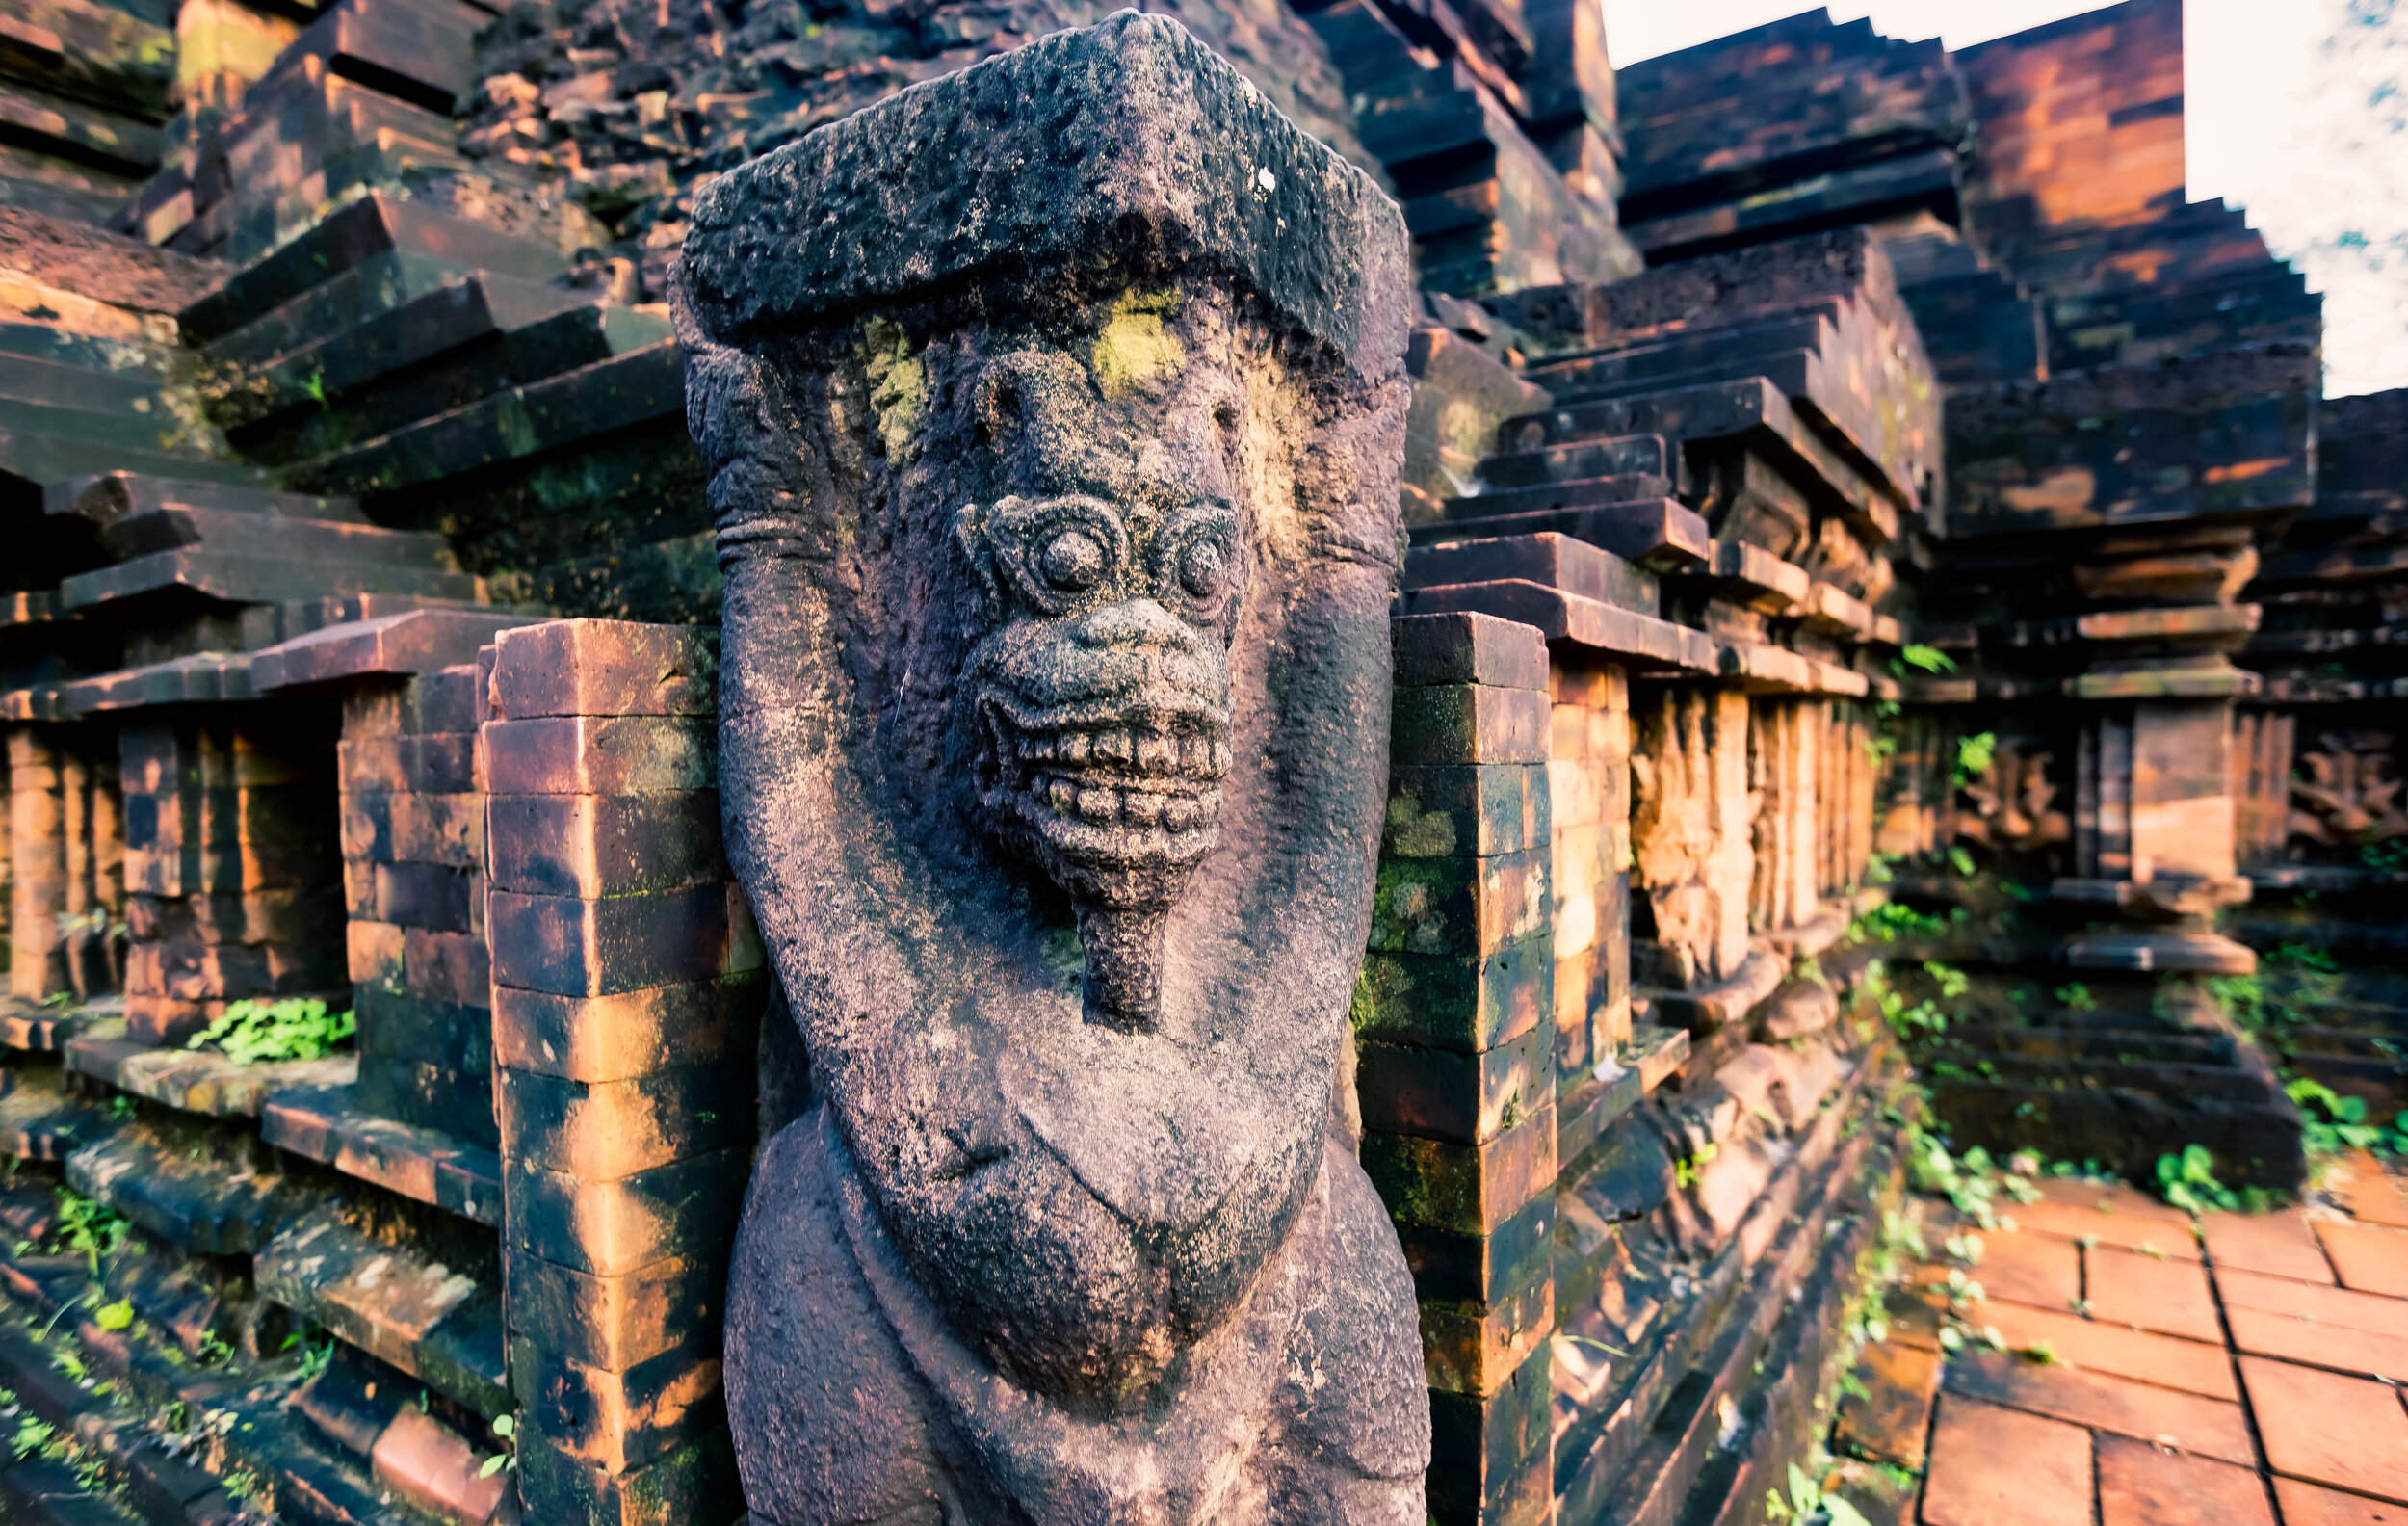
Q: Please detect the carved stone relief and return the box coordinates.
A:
[2290,730,2408,849]
[1630,687,1753,987]
[1957,740,2072,854]
[673,16,1426,1523]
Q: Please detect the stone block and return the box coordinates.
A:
[357,1057,500,1150]
[488,884,762,997]
[371,1408,510,1526]
[505,1250,726,1373]
[1356,1028,1554,1144]
[1405,533,1660,616]
[388,791,482,867]
[491,620,717,721]
[338,738,408,793]
[1370,849,1549,957]
[1393,685,1552,767]
[1361,1105,1556,1235]
[410,665,484,736]
[1357,938,1553,1054]
[491,977,768,1086]
[404,926,490,1007]
[1427,1345,1553,1513]
[1421,1275,1552,1397]
[498,1066,754,1182]
[400,733,477,793]
[1385,765,1548,859]
[375,860,476,933]
[487,793,725,899]
[510,1334,725,1476]
[355,984,491,1074]
[339,791,394,862]
[481,716,716,797]
[1392,613,1550,692]
[1368,934,1551,1049]
[514,1418,742,1526]
[504,1146,749,1278]
[1395,1189,1557,1305]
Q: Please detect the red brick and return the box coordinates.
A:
[481,716,716,797]
[2316,1220,2408,1298]
[403,927,491,1007]
[2085,1244,2224,1343]
[2214,1265,2408,1339]
[371,1408,509,1526]
[2240,1355,2408,1504]
[2274,1476,2408,1525]
[490,620,715,720]
[2225,1304,2408,1382]
[1920,1394,2091,1526]
[2012,1178,2200,1261]
[1832,1338,1942,1466]
[1391,612,1550,692]
[1966,1298,2237,1400]
[2094,1432,2272,1526]
[1953,1227,2082,1311]
[2330,1151,2408,1230]
[1392,685,1551,767]
[1945,1348,2255,1465]
[2201,1210,2336,1285]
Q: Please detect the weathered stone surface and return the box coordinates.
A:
[675,16,1426,1520]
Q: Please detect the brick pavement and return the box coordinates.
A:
[1832,1150,2408,1524]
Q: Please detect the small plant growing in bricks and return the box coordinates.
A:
[2154,1143,2239,1214]
[22,1189,130,1273]
[1763,1461,1873,1525]
[185,998,355,1066]
[478,1411,518,1479]
[2287,1077,2385,1163]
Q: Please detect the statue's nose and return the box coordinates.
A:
[1072,597,1197,651]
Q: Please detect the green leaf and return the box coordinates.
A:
[480,1455,508,1479]
[93,1300,133,1332]
[1824,1496,1875,1526]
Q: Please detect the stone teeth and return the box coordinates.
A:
[1122,792,1164,826]
[1210,738,1230,773]
[1162,797,1198,831]
[1136,733,1175,772]
[1094,730,1133,764]
[1026,734,1055,760]
[1060,732,1090,764]
[1047,780,1077,812]
[1076,788,1119,823]
[1199,789,1221,823]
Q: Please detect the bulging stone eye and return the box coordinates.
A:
[1043,530,1107,591]
[1180,542,1225,598]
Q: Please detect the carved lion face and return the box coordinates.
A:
[957,492,1247,912]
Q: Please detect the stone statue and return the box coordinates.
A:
[671,13,1429,1521]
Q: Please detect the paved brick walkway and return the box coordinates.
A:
[1831,1150,2408,1525]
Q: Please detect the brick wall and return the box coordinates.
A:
[340,662,497,1144]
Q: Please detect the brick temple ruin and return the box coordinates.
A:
[0,0,2396,1521]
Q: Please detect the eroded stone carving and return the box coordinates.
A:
[1957,741,2072,853]
[673,15,1426,1522]
[2290,730,2408,849]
